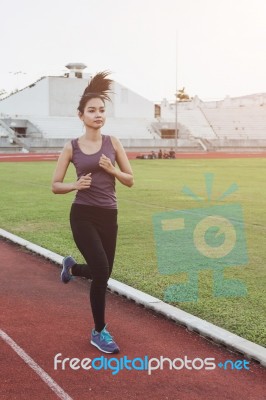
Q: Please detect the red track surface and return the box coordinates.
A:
[0,153,59,162]
[1,239,265,400]
[0,151,266,162]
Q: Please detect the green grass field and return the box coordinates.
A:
[0,158,265,346]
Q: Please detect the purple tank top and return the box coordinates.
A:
[71,135,117,209]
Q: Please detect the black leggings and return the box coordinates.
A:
[70,203,118,333]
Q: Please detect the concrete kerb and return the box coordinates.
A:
[0,228,265,367]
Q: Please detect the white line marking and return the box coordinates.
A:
[0,329,73,400]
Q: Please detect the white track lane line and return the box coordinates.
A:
[0,329,73,400]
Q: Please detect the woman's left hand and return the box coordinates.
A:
[99,154,116,175]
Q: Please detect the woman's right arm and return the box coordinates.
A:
[51,142,76,194]
[51,141,92,194]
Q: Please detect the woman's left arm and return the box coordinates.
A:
[99,137,134,187]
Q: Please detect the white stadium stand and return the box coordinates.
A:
[0,66,266,153]
[201,106,266,139]
[27,116,156,140]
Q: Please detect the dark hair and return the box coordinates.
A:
[78,71,113,114]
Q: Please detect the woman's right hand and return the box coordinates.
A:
[74,173,92,190]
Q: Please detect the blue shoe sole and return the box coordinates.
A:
[90,339,120,354]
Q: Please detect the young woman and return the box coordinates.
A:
[52,71,134,354]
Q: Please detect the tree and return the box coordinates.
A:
[0,89,7,98]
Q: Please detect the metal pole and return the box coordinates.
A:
[175,30,178,153]
[175,94,178,152]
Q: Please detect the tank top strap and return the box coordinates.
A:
[101,134,114,153]
[71,138,78,150]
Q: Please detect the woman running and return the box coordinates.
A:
[52,71,134,354]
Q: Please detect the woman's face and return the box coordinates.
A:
[80,97,106,129]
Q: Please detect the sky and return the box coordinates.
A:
[0,0,266,102]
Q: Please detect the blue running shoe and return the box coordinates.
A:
[61,256,76,284]
[91,325,120,354]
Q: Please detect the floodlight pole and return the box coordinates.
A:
[175,93,178,152]
[175,30,178,154]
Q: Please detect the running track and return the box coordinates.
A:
[1,239,265,400]
[1,151,266,162]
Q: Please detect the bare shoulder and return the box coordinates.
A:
[60,140,73,160]
[64,140,73,151]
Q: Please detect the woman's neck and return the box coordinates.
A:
[83,127,102,142]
